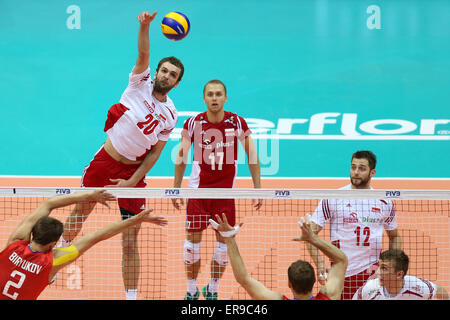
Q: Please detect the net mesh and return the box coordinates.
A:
[0,187,449,300]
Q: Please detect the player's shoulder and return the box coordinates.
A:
[6,240,28,249]
[183,112,206,124]
[404,275,436,294]
[357,278,381,299]
[160,100,178,124]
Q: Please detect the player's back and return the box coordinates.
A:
[0,240,53,300]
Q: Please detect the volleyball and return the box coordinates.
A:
[161,12,190,41]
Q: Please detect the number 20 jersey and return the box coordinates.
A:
[311,184,398,277]
[105,67,178,161]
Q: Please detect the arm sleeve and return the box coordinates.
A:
[383,202,398,231]
[52,245,79,266]
[236,116,252,140]
[311,199,333,227]
[128,66,152,88]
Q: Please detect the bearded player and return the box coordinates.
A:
[307,150,402,299]
[59,11,184,300]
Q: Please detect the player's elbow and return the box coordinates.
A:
[336,252,348,269]
[234,273,252,287]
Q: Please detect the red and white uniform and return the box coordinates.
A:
[106,67,178,161]
[182,111,251,188]
[353,276,437,300]
[181,111,251,232]
[311,184,397,277]
[0,241,53,300]
[82,67,178,214]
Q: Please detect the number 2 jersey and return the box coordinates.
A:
[310,184,398,277]
[181,111,251,188]
[0,240,53,300]
[104,67,178,161]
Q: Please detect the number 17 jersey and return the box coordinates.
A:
[181,111,251,188]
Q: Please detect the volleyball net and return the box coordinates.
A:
[1,187,449,300]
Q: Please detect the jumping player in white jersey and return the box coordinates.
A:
[59,11,184,300]
[307,150,402,300]
[171,80,263,300]
[353,249,449,300]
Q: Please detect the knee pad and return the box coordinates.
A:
[184,240,201,265]
[213,242,228,266]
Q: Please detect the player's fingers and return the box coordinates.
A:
[140,208,154,216]
[215,214,223,225]
[306,214,312,224]
[221,213,229,225]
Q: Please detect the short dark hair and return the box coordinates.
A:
[380,249,409,276]
[31,217,63,245]
[352,150,377,170]
[156,56,185,82]
[287,260,316,294]
[203,79,227,96]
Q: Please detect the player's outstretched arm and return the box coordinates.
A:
[50,209,167,279]
[171,136,191,209]
[241,136,263,210]
[133,10,157,74]
[107,140,168,188]
[294,215,348,300]
[6,190,115,246]
[214,213,282,300]
[304,221,328,285]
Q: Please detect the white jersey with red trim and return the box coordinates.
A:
[311,184,398,277]
[353,276,437,300]
[181,111,251,188]
[104,67,178,161]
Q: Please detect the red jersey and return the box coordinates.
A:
[282,292,331,300]
[181,111,251,188]
[0,240,53,300]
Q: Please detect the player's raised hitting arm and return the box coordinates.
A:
[133,10,157,75]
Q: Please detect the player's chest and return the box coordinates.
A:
[337,200,386,224]
[195,122,237,151]
[128,99,171,135]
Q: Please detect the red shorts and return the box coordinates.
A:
[341,263,378,300]
[81,146,147,215]
[185,198,235,233]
